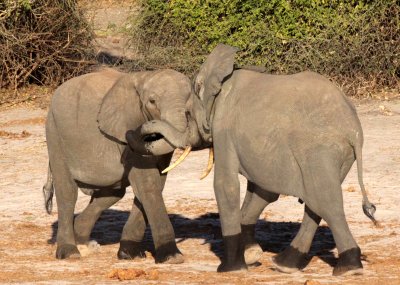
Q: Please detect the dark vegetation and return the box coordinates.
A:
[0,0,94,90]
[0,0,399,98]
[129,0,400,97]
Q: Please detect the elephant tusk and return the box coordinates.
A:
[200,147,214,180]
[162,146,192,174]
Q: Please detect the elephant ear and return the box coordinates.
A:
[97,75,143,144]
[195,43,239,102]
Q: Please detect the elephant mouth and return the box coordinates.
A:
[143,133,164,143]
[126,120,214,178]
[126,124,177,156]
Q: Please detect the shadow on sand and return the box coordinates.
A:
[48,209,337,268]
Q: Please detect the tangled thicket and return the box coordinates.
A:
[129,0,400,96]
[0,0,95,89]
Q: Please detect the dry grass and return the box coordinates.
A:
[0,0,95,91]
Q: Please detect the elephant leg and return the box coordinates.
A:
[117,197,148,260]
[46,117,79,259]
[213,139,246,272]
[302,149,362,276]
[272,205,321,273]
[241,181,279,265]
[118,153,171,260]
[272,152,355,273]
[127,153,182,264]
[74,187,126,244]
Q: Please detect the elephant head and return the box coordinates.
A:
[97,69,193,156]
[132,44,239,175]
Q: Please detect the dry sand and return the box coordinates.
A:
[0,100,399,284]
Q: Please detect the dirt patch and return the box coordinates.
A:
[107,268,159,281]
[0,84,54,110]
[0,117,46,128]
[0,100,399,284]
[0,130,31,139]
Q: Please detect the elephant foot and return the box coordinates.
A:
[217,261,247,272]
[56,244,81,259]
[117,240,146,260]
[271,246,310,273]
[155,241,184,264]
[217,234,247,273]
[241,224,263,265]
[162,253,185,264]
[333,247,363,276]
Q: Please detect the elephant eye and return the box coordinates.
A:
[149,98,156,104]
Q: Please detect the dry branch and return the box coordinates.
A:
[0,0,95,90]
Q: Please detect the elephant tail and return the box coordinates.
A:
[353,138,377,225]
[42,163,54,215]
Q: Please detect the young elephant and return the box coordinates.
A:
[43,68,198,263]
[136,44,376,276]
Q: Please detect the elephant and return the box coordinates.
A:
[133,44,377,276]
[43,68,202,263]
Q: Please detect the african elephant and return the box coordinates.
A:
[134,44,377,276]
[43,68,199,263]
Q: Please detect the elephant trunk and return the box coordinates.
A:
[126,94,210,156]
[125,102,189,156]
[126,120,188,156]
[144,94,211,150]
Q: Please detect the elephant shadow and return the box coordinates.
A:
[48,209,337,267]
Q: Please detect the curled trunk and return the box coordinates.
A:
[126,94,210,156]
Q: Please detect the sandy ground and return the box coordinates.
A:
[0,99,399,284]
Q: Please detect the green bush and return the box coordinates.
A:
[129,0,399,96]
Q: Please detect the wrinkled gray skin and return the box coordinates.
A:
[43,68,198,262]
[137,44,376,276]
